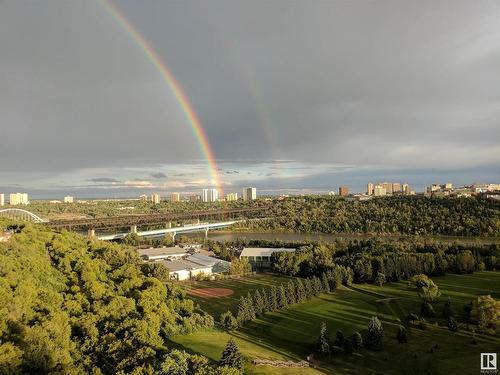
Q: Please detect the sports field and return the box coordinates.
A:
[173,271,500,375]
[184,273,296,318]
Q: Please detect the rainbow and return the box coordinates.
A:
[100,0,222,193]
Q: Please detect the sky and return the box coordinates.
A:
[0,0,499,198]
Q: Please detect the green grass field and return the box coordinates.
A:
[173,272,500,375]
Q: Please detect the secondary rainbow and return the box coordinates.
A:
[100,0,222,193]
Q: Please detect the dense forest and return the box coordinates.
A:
[0,222,238,374]
[28,195,500,236]
[244,196,500,236]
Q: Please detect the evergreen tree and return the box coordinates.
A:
[220,311,238,331]
[447,316,459,332]
[351,332,363,350]
[421,302,436,317]
[316,322,331,358]
[253,290,265,316]
[268,286,278,311]
[343,339,354,355]
[442,299,454,319]
[236,297,248,324]
[260,289,269,313]
[219,338,243,370]
[295,279,306,302]
[313,276,322,296]
[396,325,408,343]
[366,316,384,350]
[277,284,288,310]
[286,281,297,305]
[321,273,331,293]
[334,330,345,347]
[375,272,386,287]
[246,293,256,321]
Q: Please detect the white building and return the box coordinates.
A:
[225,192,238,201]
[9,193,29,205]
[202,188,219,202]
[64,196,74,203]
[242,187,257,201]
[151,193,161,204]
[240,247,296,269]
[0,193,4,206]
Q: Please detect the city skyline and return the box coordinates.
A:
[1,1,499,198]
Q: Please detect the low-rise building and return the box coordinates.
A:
[225,192,238,201]
[9,193,29,205]
[240,247,296,270]
[64,196,74,203]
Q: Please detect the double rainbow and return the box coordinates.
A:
[100,0,222,193]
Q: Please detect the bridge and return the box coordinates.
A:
[1,205,271,239]
[44,206,270,231]
[0,208,47,223]
[97,220,238,241]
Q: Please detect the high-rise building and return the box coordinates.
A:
[225,192,238,201]
[392,183,401,193]
[242,187,257,201]
[63,196,74,203]
[202,188,219,202]
[367,183,374,195]
[139,194,148,201]
[9,193,29,205]
[0,193,4,206]
[381,182,393,195]
[339,186,349,197]
[373,185,386,196]
[402,184,411,195]
[170,192,180,202]
[189,195,200,202]
[151,193,161,204]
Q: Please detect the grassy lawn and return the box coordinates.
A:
[183,273,296,318]
[172,271,500,375]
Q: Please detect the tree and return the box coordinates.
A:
[220,311,238,331]
[442,299,454,319]
[351,332,363,351]
[286,281,297,305]
[321,273,331,293]
[334,330,345,347]
[447,316,458,332]
[396,325,408,343]
[421,302,436,317]
[219,338,243,370]
[316,322,331,358]
[409,274,441,303]
[343,339,354,355]
[277,284,288,310]
[365,316,384,350]
[375,272,386,287]
[268,286,278,311]
[470,295,499,331]
[253,290,265,316]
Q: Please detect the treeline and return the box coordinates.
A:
[271,240,499,283]
[0,223,240,374]
[244,195,500,236]
[219,267,352,329]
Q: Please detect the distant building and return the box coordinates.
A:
[137,247,230,281]
[202,188,219,202]
[242,187,257,201]
[139,194,148,201]
[339,186,349,197]
[225,192,238,201]
[64,196,74,203]
[240,247,296,270]
[380,182,393,195]
[373,185,386,196]
[151,193,161,204]
[170,192,181,203]
[443,183,453,190]
[189,195,200,202]
[402,184,410,195]
[392,183,401,193]
[367,183,374,195]
[9,193,29,205]
[0,193,4,206]
[328,191,336,196]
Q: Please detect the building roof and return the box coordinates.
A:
[137,247,189,260]
[240,247,296,257]
[159,258,212,273]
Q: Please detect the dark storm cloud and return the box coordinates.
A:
[0,0,499,193]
